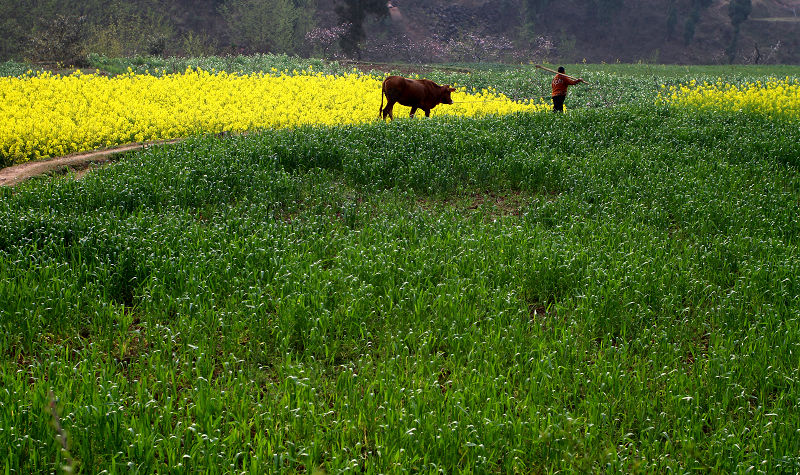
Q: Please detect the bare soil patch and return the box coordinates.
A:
[416,190,534,221]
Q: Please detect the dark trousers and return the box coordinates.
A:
[552,95,566,113]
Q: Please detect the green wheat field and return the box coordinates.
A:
[1,57,799,473]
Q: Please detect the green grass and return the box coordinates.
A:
[2,54,351,78]
[2,98,800,472]
[0,60,39,77]
[85,52,353,77]
[413,63,800,109]
[74,55,800,112]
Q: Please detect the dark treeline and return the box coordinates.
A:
[0,0,795,65]
[0,0,316,63]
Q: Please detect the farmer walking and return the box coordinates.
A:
[550,66,585,113]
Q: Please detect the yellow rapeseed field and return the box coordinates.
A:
[661,78,800,120]
[0,68,549,164]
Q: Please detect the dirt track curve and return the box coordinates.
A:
[0,139,181,187]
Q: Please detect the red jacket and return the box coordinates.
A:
[551,74,580,97]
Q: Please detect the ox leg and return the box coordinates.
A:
[383,101,396,120]
[423,109,431,117]
[409,106,418,118]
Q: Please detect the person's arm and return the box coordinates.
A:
[564,76,583,86]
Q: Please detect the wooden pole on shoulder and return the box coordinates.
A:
[534,64,590,85]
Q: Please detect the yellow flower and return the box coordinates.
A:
[659,78,800,120]
[1,70,550,164]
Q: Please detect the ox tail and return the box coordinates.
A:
[379,78,386,119]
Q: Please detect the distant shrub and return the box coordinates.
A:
[683,9,699,45]
[86,52,351,77]
[28,15,88,67]
[145,34,168,56]
[305,23,350,59]
[0,61,33,77]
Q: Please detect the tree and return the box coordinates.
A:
[665,1,678,41]
[334,0,387,58]
[585,0,624,21]
[683,0,714,45]
[220,0,315,54]
[727,0,752,62]
[519,0,552,44]
[28,14,89,66]
[84,1,174,57]
[0,1,26,60]
[729,0,752,28]
[683,8,700,45]
[523,0,552,22]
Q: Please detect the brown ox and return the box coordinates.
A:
[379,76,456,120]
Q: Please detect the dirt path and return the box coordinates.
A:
[0,139,181,187]
[0,61,458,188]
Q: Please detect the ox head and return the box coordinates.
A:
[440,85,456,105]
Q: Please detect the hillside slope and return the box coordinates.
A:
[352,0,799,63]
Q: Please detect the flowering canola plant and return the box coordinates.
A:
[0,68,550,164]
[660,78,800,120]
